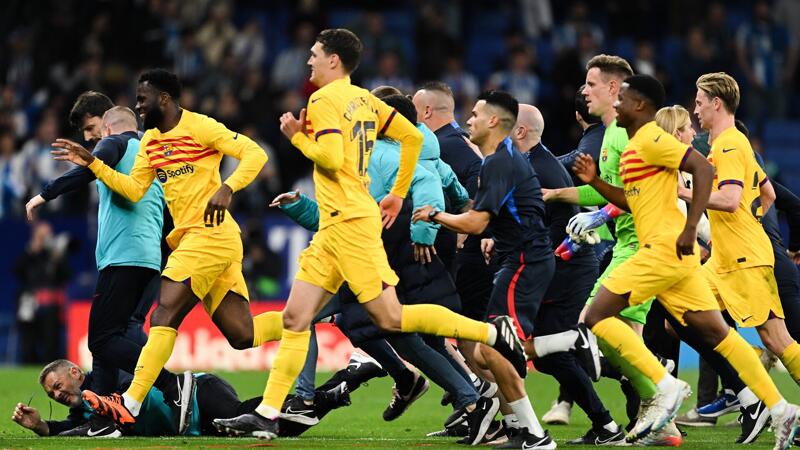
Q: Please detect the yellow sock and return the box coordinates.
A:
[400,304,490,343]
[779,342,800,385]
[126,326,177,403]
[252,311,283,347]
[258,328,311,414]
[714,328,782,408]
[591,317,666,384]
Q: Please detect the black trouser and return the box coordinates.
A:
[195,374,261,435]
[643,301,680,377]
[88,266,174,395]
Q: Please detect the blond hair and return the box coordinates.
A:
[101,106,138,132]
[586,54,633,80]
[655,105,691,135]
[696,72,740,114]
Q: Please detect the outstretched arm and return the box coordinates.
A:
[572,154,629,211]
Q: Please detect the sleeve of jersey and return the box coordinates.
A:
[278,194,320,232]
[290,96,344,171]
[575,184,609,206]
[712,137,746,189]
[87,141,155,202]
[473,159,513,215]
[374,97,423,198]
[197,116,267,193]
[638,133,690,170]
[409,165,444,246]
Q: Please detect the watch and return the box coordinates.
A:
[428,209,440,221]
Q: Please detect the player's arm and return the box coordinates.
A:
[283,96,344,171]
[52,138,155,202]
[759,177,776,214]
[678,149,715,240]
[28,138,125,221]
[270,191,320,232]
[413,208,491,235]
[572,154,629,211]
[679,144,745,213]
[199,116,268,193]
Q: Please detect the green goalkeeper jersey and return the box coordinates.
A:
[575,119,638,249]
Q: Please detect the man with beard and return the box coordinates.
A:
[50,68,284,432]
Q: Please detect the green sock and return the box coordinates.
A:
[598,339,657,400]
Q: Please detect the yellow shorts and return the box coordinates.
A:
[162,230,249,316]
[296,216,398,302]
[703,264,783,327]
[602,244,718,325]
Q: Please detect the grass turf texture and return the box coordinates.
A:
[0,367,798,448]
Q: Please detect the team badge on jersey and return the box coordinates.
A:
[163,144,173,156]
[601,147,608,162]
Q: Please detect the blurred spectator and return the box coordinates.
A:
[222,124,280,214]
[0,128,25,218]
[173,29,206,84]
[4,28,34,96]
[486,45,540,105]
[735,0,798,120]
[195,1,237,68]
[217,88,243,131]
[706,2,733,70]
[352,12,405,79]
[415,4,457,81]
[271,21,316,91]
[442,54,480,116]
[683,26,715,83]
[365,50,414,94]
[19,111,68,199]
[552,1,604,54]
[774,0,800,43]
[634,41,656,77]
[15,221,71,364]
[520,0,553,39]
[232,19,267,70]
[241,220,283,299]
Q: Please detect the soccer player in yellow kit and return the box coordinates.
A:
[681,72,800,385]
[51,69,283,429]
[213,29,525,440]
[571,74,800,449]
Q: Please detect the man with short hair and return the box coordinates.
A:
[572,73,800,449]
[414,91,556,450]
[51,68,283,432]
[213,29,524,440]
[68,91,115,146]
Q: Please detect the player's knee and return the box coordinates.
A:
[281,309,308,332]
[583,311,600,330]
[372,314,400,333]
[226,331,254,350]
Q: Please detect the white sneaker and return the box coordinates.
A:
[636,421,683,447]
[542,400,571,425]
[772,403,800,450]
[628,379,691,442]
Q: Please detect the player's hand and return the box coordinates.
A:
[788,250,800,266]
[269,191,301,207]
[205,183,233,226]
[25,195,45,222]
[411,205,434,223]
[541,188,556,202]
[12,403,42,431]
[280,108,306,140]
[481,238,495,264]
[456,233,467,250]
[412,243,436,264]
[51,139,95,167]
[380,193,403,228]
[675,225,697,260]
[567,211,607,236]
[572,153,597,184]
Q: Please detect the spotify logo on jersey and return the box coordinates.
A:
[155,164,194,183]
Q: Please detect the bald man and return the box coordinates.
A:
[511,105,625,445]
[26,103,180,408]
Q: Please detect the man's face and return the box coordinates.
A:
[467,100,490,146]
[42,368,82,408]
[693,89,715,131]
[135,82,164,130]
[80,116,103,144]
[613,84,636,128]
[307,41,331,87]
[582,68,613,117]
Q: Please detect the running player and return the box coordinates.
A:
[572,73,800,449]
[213,29,524,440]
[51,69,284,428]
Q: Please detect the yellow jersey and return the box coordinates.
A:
[706,126,773,273]
[88,109,267,248]
[619,121,697,265]
[290,76,422,230]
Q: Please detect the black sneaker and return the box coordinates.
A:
[427,421,469,437]
[574,323,601,382]
[567,427,626,445]
[58,414,121,437]
[475,376,499,398]
[383,372,429,421]
[482,420,507,444]
[163,370,196,435]
[322,381,352,409]
[465,396,500,445]
[736,401,770,444]
[213,412,279,439]
[444,407,467,428]
[495,427,557,449]
[441,391,454,406]
[280,395,319,426]
[317,351,387,393]
[491,316,528,378]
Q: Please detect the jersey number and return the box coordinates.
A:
[351,120,376,176]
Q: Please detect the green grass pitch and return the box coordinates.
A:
[0,367,798,448]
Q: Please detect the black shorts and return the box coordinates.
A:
[488,253,554,339]
[455,251,497,320]
[89,266,160,348]
[534,258,598,336]
[196,374,243,434]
